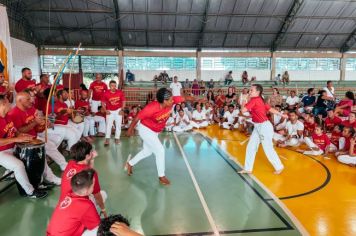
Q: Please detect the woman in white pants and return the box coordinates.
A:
[191,104,209,129]
[238,84,286,174]
[173,109,192,132]
[338,137,356,166]
[102,80,126,146]
[126,88,184,185]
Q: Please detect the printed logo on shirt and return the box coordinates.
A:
[25,115,35,124]
[155,111,171,123]
[66,169,77,179]
[108,96,121,105]
[94,85,105,92]
[3,122,16,138]
[60,196,72,209]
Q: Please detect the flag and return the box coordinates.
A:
[0,5,14,84]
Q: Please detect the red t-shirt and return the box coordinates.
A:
[102,90,126,111]
[35,82,51,111]
[89,81,108,101]
[15,78,36,93]
[304,122,316,136]
[342,120,356,129]
[0,85,7,94]
[312,133,330,151]
[8,106,37,137]
[330,131,341,148]
[47,101,69,125]
[0,116,17,151]
[138,97,182,133]
[75,99,90,115]
[244,97,270,123]
[59,160,101,201]
[215,95,226,107]
[325,116,342,132]
[46,192,100,236]
[337,99,353,116]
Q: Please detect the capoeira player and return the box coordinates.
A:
[126,88,183,185]
[238,84,287,174]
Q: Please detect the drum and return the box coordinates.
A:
[72,114,84,123]
[14,139,46,195]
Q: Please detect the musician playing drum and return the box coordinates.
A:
[75,89,95,143]
[0,95,47,199]
[8,91,67,178]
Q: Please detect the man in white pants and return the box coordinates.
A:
[102,80,126,146]
[191,104,209,129]
[221,104,239,130]
[89,73,108,113]
[126,88,184,185]
[273,110,304,147]
[93,106,106,136]
[8,92,68,171]
[169,76,182,97]
[75,89,95,142]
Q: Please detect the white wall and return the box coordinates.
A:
[10,37,40,82]
[201,70,271,81]
[129,70,196,81]
[276,70,340,81]
[345,71,356,81]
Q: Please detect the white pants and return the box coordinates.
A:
[38,136,68,171]
[338,155,356,165]
[303,137,323,156]
[47,124,81,151]
[93,116,106,134]
[68,120,85,137]
[339,137,346,150]
[83,116,95,137]
[106,108,122,139]
[244,121,284,172]
[191,121,209,129]
[129,124,165,177]
[38,132,63,148]
[222,122,238,129]
[273,133,300,147]
[90,100,101,113]
[173,124,193,132]
[0,149,34,194]
[82,227,98,236]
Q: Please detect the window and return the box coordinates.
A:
[81,56,118,73]
[346,58,356,71]
[40,55,79,73]
[276,58,340,71]
[201,57,270,70]
[124,57,196,70]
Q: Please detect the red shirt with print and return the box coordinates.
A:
[46,192,100,236]
[102,90,126,111]
[304,122,316,136]
[8,106,37,137]
[330,131,341,148]
[15,78,36,93]
[325,116,342,132]
[342,120,356,129]
[244,97,270,123]
[89,81,108,101]
[75,99,90,115]
[59,160,101,201]
[0,116,17,151]
[47,101,69,125]
[312,133,330,151]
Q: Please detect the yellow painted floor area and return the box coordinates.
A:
[201,125,356,236]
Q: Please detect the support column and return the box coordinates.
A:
[118,50,124,87]
[340,53,346,81]
[270,52,276,81]
[196,50,201,80]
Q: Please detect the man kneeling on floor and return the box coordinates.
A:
[59,141,107,217]
[47,169,100,236]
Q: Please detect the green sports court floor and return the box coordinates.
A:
[0,132,304,235]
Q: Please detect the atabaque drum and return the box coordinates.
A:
[14,139,46,195]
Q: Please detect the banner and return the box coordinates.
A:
[0,5,13,84]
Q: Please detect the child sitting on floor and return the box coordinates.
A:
[173,109,192,132]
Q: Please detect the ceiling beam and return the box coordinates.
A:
[112,0,123,50]
[197,0,210,50]
[26,8,113,14]
[222,0,238,47]
[339,26,356,53]
[271,0,304,51]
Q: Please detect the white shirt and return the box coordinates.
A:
[175,114,190,124]
[286,96,299,106]
[223,110,239,123]
[166,117,175,126]
[286,120,304,136]
[170,82,182,96]
[323,86,335,98]
[192,110,206,121]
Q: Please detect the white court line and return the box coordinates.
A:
[239,137,250,145]
[280,155,288,160]
[173,132,220,236]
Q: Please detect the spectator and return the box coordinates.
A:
[207,79,214,89]
[250,76,256,83]
[160,70,169,83]
[323,81,336,109]
[282,71,289,85]
[335,91,355,117]
[225,86,236,105]
[325,109,342,133]
[199,80,206,96]
[274,110,304,147]
[215,89,226,108]
[206,90,215,104]
[241,71,248,85]
[173,109,193,132]
[238,88,249,107]
[224,71,233,86]
[268,88,283,108]
[169,76,182,97]
[182,78,191,90]
[191,103,209,129]
[286,90,299,110]
[313,90,329,118]
[15,67,36,93]
[126,70,135,84]
[274,74,281,85]
[298,88,316,114]
[191,79,200,96]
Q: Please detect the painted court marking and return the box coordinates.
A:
[173,132,220,236]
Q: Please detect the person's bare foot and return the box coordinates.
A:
[238,170,252,174]
[96,132,105,137]
[159,176,170,185]
[104,139,110,146]
[126,163,133,176]
[115,139,120,144]
[274,168,284,175]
